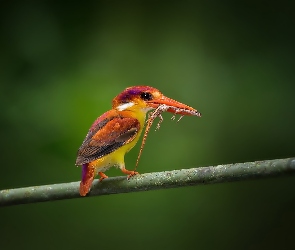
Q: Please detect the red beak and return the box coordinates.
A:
[147,96,201,117]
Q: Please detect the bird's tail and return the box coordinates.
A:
[80,163,95,196]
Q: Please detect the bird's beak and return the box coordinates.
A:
[147,96,201,117]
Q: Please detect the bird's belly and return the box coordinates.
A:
[90,136,140,174]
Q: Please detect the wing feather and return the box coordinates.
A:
[76,111,140,165]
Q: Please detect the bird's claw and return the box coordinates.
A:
[127,171,139,180]
[98,172,108,182]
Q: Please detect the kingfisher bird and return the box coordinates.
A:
[76,85,201,196]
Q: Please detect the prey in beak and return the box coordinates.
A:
[135,93,201,170]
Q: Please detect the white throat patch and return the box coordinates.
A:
[117,102,135,111]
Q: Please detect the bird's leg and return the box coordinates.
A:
[120,164,139,179]
[80,163,95,196]
[98,172,108,182]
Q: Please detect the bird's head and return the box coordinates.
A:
[112,85,201,117]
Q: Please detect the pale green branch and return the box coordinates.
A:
[1,157,295,206]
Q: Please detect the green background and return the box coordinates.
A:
[1,1,295,249]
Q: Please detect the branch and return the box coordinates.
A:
[1,157,295,206]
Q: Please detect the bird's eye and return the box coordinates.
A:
[140,92,153,101]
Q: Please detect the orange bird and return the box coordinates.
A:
[76,86,201,196]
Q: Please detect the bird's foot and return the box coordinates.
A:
[127,171,139,180]
[98,172,108,182]
[121,167,139,179]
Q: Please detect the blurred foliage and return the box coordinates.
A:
[1,1,295,250]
